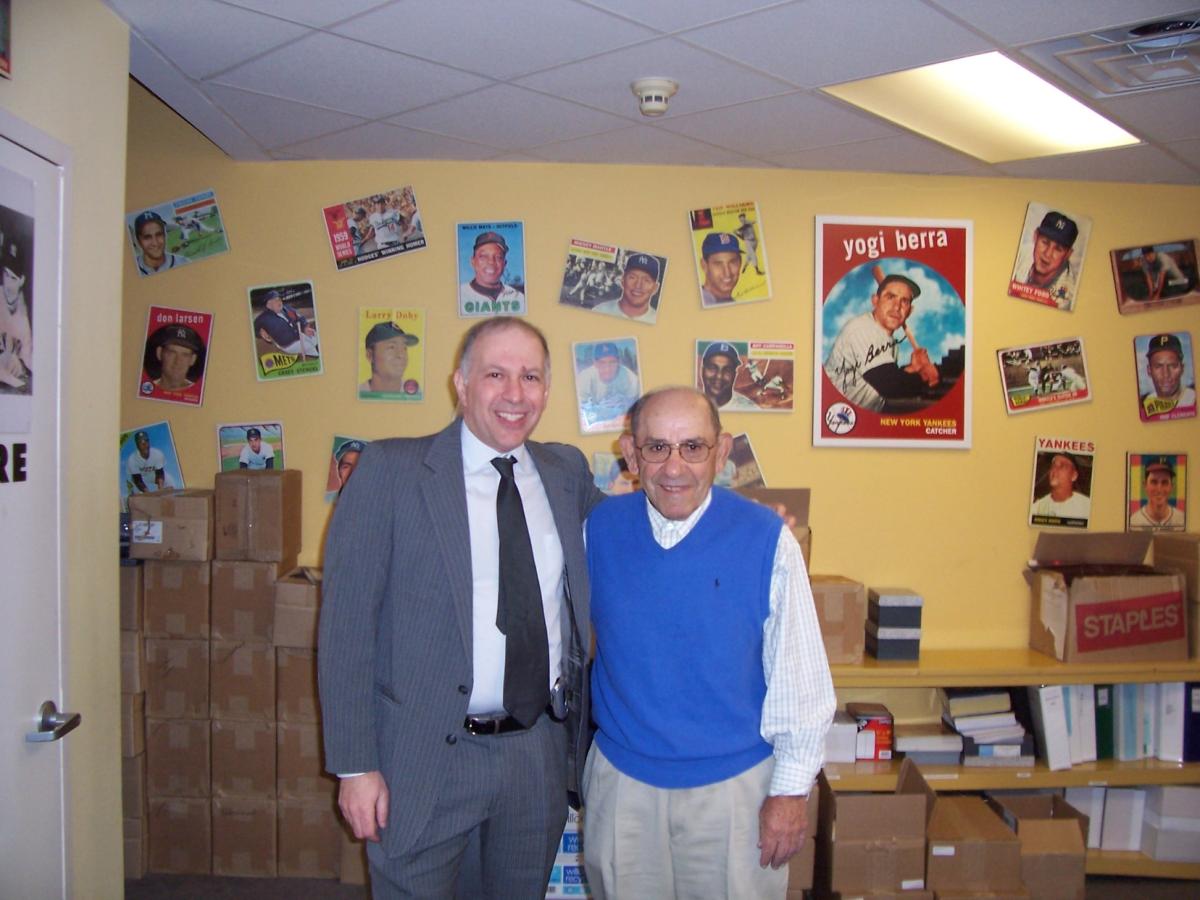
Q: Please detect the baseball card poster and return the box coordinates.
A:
[814,216,972,449]
[247,281,323,381]
[1111,239,1200,315]
[138,306,213,407]
[572,337,641,434]
[323,186,425,271]
[326,435,369,502]
[696,340,793,413]
[592,451,638,496]
[0,193,34,432]
[216,422,284,472]
[457,221,526,317]
[1126,452,1187,532]
[1134,331,1196,422]
[1029,436,1095,529]
[119,421,183,512]
[357,307,424,402]
[996,338,1090,415]
[688,201,770,308]
[1008,202,1091,312]
[126,188,229,277]
[559,238,668,325]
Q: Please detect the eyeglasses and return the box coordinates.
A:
[635,440,713,464]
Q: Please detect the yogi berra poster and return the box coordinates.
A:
[814,216,971,449]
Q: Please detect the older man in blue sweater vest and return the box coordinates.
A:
[582,386,835,900]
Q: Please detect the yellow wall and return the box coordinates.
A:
[1,0,129,893]
[123,82,1198,652]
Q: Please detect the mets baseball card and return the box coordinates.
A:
[138,305,213,407]
[1126,452,1186,533]
[323,186,425,271]
[457,221,526,318]
[326,435,370,503]
[1008,202,1091,312]
[996,338,1090,415]
[572,337,640,435]
[1029,436,1095,530]
[357,307,424,402]
[696,340,793,413]
[1134,331,1196,423]
[1111,239,1200,315]
[559,237,667,325]
[126,189,229,277]
[247,281,323,381]
[119,420,183,513]
[216,422,284,473]
[688,201,770,308]
[814,216,972,449]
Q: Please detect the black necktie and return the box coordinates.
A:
[491,456,549,727]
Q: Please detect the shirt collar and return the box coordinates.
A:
[460,419,529,475]
[644,488,713,539]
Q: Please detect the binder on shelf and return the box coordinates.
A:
[1094,684,1115,761]
[1142,683,1160,760]
[1155,682,1186,764]
[1064,684,1097,765]
[1185,682,1200,763]
[1027,685,1072,771]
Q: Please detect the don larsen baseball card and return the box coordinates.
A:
[138,305,213,407]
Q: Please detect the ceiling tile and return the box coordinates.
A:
[926,0,1199,45]
[210,31,492,119]
[1095,85,1200,143]
[221,0,393,28]
[200,83,369,149]
[1164,137,1200,168]
[582,0,799,32]
[765,134,981,173]
[994,144,1200,183]
[280,121,498,160]
[532,123,763,166]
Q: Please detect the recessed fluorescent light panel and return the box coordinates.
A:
[822,52,1140,163]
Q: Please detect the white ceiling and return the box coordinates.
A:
[106,0,1200,184]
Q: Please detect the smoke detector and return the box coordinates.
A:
[631,78,678,117]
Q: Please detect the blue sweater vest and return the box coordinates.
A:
[587,487,780,788]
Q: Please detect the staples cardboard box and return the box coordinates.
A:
[212,796,277,877]
[277,720,337,798]
[210,641,275,721]
[1152,533,1200,656]
[736,487,812,567]
[121,692,145,758]
[809,575,867,665]
[145,717,211,798]
[211,558,294,642]
[926,794,1022,895]
[1026,533,1187,663]
[273,567,323,648]
[144,638,209,720]
[986,793,1087,900]
[128,489,213,562]
[124,814,148,879]
[277,647,320,723]
[120,560,144,631]
[278,795,342,878]
[211,719,276,798]
[148,797,211,874]
[814,758,933,897]
[123,752,147,820]
[121,630,145,694]
[143,560,211,639]
[215,470,302,562]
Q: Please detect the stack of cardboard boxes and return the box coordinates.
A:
[119,559,149,878]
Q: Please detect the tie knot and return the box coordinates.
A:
[491,456,517,479]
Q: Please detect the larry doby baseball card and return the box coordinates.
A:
[326,434,370,503]
[814,215,972,449]
[996,337,1090,415]
[1126,452,1187,533]
[1029,436,1095,530]
[1008,202,1092,312]
[572,337,641,435]
[559,237,668,325]
[688,201,770,308]
[695,339,794,413]
[357,308,425,402]
[247,281,323,381]
[216,422,284,473]
[126,189,229,277]
[457,221,526,318]
[323,185,425,271]
[119,420,183,512]
[138,306,213,407]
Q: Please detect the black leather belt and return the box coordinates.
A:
[463,705,556,736]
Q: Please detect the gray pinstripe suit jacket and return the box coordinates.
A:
[318,419,601,857]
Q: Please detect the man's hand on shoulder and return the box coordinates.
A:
[339,770,389,842]
[757,794,809,869]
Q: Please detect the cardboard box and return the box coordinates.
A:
[339,831,368,886]
[144,638,209,719]
[1063,787,1105,849]
[121,692,145,758]
[273,567,323,648]
[277,647,320,723]
[926,795,1022,894]
[784,791,817,897]
[128,489,214,562]
[1153,533,1200,656]
[868,586,924,628]
[147,797,211,875]
[212,796,278,877]
[277,721,337,798]
[211,558,294,642]
[210,641,275,721]
[986,793,1087,900]
[847,701,894,760]
[215,469,302,562]
[143,560,211,639]
[809,574,867,665]
[736,487,812,567]
[1141,785,1200,861]
[120,560,144,631]
[145,718,210,798]
[122,752,147,820]
[824,709,858,763]
[212,719,276,798]
[866,620,922,661]
[1027,533,1187,663]
[121,630,145,694]
[278,795,342,879]
[933,890,1029,899]
[814,759,932,897]
[123,815,148,880]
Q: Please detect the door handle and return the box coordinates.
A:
[26,700,82,743]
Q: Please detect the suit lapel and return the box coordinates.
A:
[420,420,474,659]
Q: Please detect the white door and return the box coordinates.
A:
[0,131,71,896]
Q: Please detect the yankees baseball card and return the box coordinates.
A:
[1126,452,1187,533]
[688,201,770,308]
[996,338,1090,415]
[323,186,425,271]
[326,435,370,503]
[1008,202,1092,312]
[1111,239,1200,315]
[1029,436,1095,530]
[216,422,284,473]
[559,237,667,325]
[457,221,526,318]
[592,451,638,496]
[695,339,793,413]
[138,306,213,407]
[0,195,34,432]
[126,189,229,277]
[571,337,641,435]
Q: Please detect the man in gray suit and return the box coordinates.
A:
[319,317,602,898]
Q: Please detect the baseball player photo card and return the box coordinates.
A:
[715,433,766,489]
[559,237,668,325]
[1029,437,1095,530]
[1126,452,1187,533]
[696,340,794,414]
[572,337,641,435]
[688,201,770,308]
[457,221,526,318]
[592,451,639,496]
[357,307,424,403]
[138,306,213,407]
[0,197,34,431]
[323,185,425,271]
[119,421,184,513]
[325,434,370,503]
[1008,202,1092,312]
[814,216,972,449]
[126,189,229,277]
[996,338,1091,415]
[1134,331,1196,423]
[216,422,284,473]
[247,281,323,381]
[0,0,10,79]
[1111,239,1200,315]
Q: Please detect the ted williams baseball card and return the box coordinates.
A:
[814,216,972,448]
[996,338,1090,415]
[1134,330,1196,423]
[1029,436,1095,530]
[457,221,526,318]
[326,435,370,503]
[1126,452,1187,532]
[119,420,183,513]
[126,189,229,277]
[559,237,668,325]
[323,186,425,271]
[1111,239,1200,315]
[572,337,641,435]
[696,340,793,413]
[216,422,284,473]
[247,281,322,381]
[1008,202,1091,312]
[138,306,213,407]
[357,308,424,402]
[688,201,770,308]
